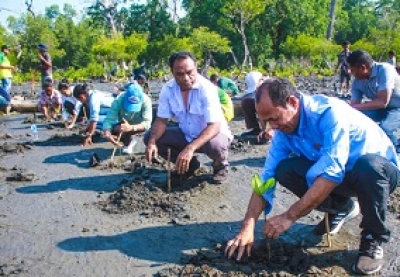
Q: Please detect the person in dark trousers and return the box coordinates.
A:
[348,50,400,151]
[335,41,352,98]
[225,77,399,276]
[37,43,52,88]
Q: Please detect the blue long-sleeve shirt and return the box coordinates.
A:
[261,93,399,212]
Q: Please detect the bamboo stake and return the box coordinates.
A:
[110,132,123,160]
[167,148,171,192]
[325,213,332,248]
[82,106,87,123]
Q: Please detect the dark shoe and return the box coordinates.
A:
[212,164,228,184]
[313,199,359,235]
[352,234,384,275]
[241,128,261,137]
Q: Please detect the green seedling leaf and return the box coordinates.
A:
[251,173,276,195]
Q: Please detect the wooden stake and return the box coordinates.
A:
[110,132,123,160]
[325,212,332,248]
[167,148,171,192]
[82,106,87,123]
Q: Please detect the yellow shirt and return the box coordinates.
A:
[0,53,12,79]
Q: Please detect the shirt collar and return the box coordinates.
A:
[296,93,308,136]
[370,62,378,79]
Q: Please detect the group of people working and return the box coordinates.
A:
[1,46,400,275]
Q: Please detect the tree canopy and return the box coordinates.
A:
[0,0,399,81]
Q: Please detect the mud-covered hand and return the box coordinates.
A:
[145,142,158,163]
[176,146,194,174]
[263,213,294,239]
[104,130,121,146]
[225,225,255,261]
[257,128,274,142]
[82,135,93,147]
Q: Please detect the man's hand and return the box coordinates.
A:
[145,142,158,163]
[104,130,122,146]
[120,118,132,133]
[11,66,18,73]
[176,146,195,174]
[258,128,274,142]
[225,224,255,261]
[262,212,294,239]
[82,135,93,147]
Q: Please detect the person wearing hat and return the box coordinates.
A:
[240,71,274,140]
[73,83,115,146]
[103,82,153,154]
[0,45,17,114]
[37,43,52,88]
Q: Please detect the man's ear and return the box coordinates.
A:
[287,95,299,109]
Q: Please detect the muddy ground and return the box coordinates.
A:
[0,77,399,277]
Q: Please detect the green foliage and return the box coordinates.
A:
[190,27,231,64]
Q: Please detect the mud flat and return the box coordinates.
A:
[0,76,399,276]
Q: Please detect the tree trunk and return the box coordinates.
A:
[238,13,252,70]
[326,0,337,40]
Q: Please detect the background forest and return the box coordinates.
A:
[0,0,399,82]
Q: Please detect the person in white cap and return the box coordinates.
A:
[240,71,273,140]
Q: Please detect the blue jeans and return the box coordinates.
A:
[1,78,12,93]
[362,108,400,146]
[275,155,399,242]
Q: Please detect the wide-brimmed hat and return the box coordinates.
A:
[124,82,144,112]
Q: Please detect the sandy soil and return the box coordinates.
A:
[0,78,399,276]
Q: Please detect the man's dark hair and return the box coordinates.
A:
[58,78,70,91]
[255,77,298,107]
[347,50,374,68]
[342,41,350,46]
[168,51,197,69]
[43,80,53,88]
[210,74,219,82]
[389,50,395,56]
[73,83,89,98]
[134,74,147,82]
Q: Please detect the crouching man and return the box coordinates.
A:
[225,78,399,275]
[144,51,232,183]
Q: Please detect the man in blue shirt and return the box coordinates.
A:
[348,50,400,151]
[225,78,399,275]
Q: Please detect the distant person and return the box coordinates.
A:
[38,79,62,121]
[132,64,148,80]
[210,73,239,96]
[58,79,84,129]
[225,77,399,276]
[0,45,17,114]
[73,84,115,146]
[144,51,232,184]
[209,77,234,122]
[37,43,52,88]
[0,85,11,114]
[135,74,150,95]
[348,50,400,151]
[240,71,274,140]
[335,41,352,98]
[387,50,396,67]
[103,82,152,154]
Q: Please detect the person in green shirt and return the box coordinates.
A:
[210,74,239,96]
[0,45,17,114]
[217,87,234,122]
[103,82,153,154]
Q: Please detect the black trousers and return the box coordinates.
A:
[275,154,399,242]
